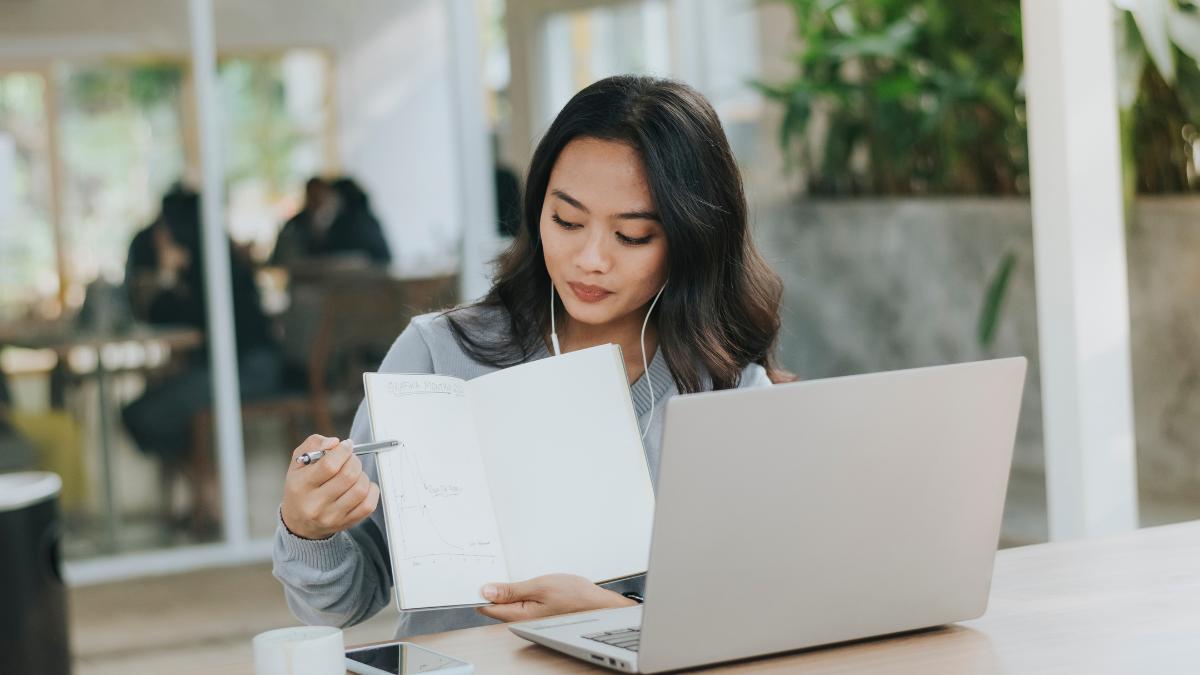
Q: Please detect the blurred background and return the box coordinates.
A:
[0,0,1198,671]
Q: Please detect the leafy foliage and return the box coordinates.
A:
[65,64,183,114]
[1116,2,1200,193]
[756,0,1027,195]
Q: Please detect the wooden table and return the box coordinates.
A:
[1,323,203,551]
[247,519,1200,674]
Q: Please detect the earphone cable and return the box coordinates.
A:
[639,283,666,441]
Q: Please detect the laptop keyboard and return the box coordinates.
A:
[583,627,641,652]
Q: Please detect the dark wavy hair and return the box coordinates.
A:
[446,75,785,392]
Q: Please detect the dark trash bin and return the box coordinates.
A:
[0,472,71,675]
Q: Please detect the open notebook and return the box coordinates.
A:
[363,344,656,611]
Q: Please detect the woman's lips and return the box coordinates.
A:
[568,281,613,303]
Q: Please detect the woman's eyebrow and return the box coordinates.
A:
[552,188,660,222]
[551,189,589,213]
[615,209,660,222]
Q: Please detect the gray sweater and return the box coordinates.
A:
[272,305,772,637]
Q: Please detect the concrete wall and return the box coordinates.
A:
[758,196,1200,502]
[1125,197,1200,499]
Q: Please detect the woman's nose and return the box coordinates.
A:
[574,229,613,274]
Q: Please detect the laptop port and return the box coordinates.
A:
[591,654,604,661]
[609,658,617,665]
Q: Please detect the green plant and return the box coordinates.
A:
[975,1,1200,350]
[219,58,301,194]
[755,0,1028,196]
[1116,0,1200,195]
[65,64,182,114]
[977,249,1015,348]
[759,0,1200,349]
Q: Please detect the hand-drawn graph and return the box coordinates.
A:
[387,445,499,567]
[366,372,510,607]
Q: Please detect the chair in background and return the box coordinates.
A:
[181,274,458,530]
[305,274,451,433]
[181,283,327,533]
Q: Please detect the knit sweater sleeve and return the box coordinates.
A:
[271,319,434,627]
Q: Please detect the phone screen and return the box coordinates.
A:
[346,642,465,674]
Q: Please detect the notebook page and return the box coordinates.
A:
[363,373,510,609]
[466,345,655,582]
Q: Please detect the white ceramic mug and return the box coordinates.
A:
[252,626,345,675]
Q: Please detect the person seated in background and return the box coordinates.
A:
[126,185,190,322]
[269,176,392,267]
[269,177,340,267]
[122,186,283,529]
[327,177,392,265]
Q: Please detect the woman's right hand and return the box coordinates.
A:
[280,435,381,540]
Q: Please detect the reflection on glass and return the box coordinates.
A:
[0,72,55,320]
[538,0,670,130]
[59,62,187,306]
[1,50,339,558]
[220,50,334,261]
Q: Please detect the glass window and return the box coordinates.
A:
[58,62,188,303]
[220,49,335,261]
[0,72,56,320]
[537,1,670,131]
[2,51,338,558]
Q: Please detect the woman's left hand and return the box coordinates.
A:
[476,574,636,622]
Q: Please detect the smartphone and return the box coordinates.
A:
[344,641,474,675]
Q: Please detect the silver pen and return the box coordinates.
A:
[296,439,400,465]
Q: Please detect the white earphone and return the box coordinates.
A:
[550,280,667,441]
[550,282,562,357]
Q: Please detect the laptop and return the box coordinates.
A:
[509,357,1026,673]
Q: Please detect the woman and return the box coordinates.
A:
[123,187,282,531]
[273,75,785,636]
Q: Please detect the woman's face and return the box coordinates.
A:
[540,137,669,332]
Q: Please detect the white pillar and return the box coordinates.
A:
[188,0,250,545]
[447,0,500,302]
[1021,0,1139,539]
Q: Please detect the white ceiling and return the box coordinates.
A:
[0,0,423,64]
